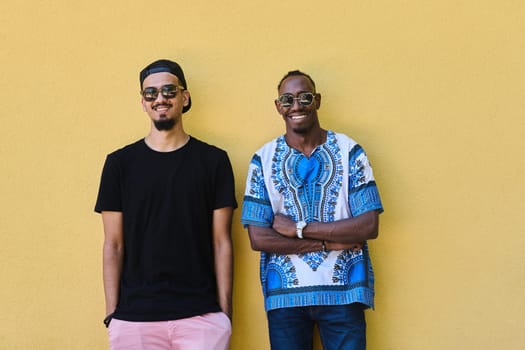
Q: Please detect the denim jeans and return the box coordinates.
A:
[267,304,366,350]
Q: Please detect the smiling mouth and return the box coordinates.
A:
[153,104,171,112]
[289,114,306,120]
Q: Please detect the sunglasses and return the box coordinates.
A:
[141,84,185,102]
[277,92,316,108]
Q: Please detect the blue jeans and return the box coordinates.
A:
[267,304,366,350]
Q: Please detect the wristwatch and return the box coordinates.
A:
[296,221,307,239]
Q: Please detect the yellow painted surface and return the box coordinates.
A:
[1,1,524,349]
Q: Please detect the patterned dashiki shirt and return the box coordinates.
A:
[241,130,383,311]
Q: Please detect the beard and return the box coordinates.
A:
[291,122,312,135]
[292,126,309,134]
[153,116,176,131]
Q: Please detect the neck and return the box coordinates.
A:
[285,127,327,156]
[145,126,190,152]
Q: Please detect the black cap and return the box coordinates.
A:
[140,59,192,113]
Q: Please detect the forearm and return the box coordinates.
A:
[102,242,123,315]
[212,207,234,318]
[214,237,233,318]
[248,225,323,254]
[303,210,379,244]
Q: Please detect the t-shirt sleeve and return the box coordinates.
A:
[348,144,384,216]
[213,150,238,210]
[94,154,122,213]
[240,153,273,228]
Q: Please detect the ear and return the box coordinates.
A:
[315,93,321,110]
[182,90,190,106]
[141,98,147,111]
[274,99,283,115]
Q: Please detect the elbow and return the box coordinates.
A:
[249,236,264,252]
[247,228,264,252]
[364,211,380,240]
[103,239,124,261]
[368,228,379,240]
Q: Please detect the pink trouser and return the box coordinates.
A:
[108,312,231,350]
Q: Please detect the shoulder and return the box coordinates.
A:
[104,139,145,165]
[245,136,282,169]
[107,139,144,157]
[253,135,283,157]
[188,136,228,156]
[189,136,223,152]
[328,130,359,149]
[186,137,233,167]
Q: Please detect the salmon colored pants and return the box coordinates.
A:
[108,312,231,350]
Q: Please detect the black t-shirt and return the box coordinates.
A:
[95,137,237,321]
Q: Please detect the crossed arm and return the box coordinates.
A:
[248,210,379,255]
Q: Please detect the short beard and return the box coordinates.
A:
[292,126,309,134]
[153,117,176,131]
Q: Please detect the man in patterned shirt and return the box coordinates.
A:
[241,70,384,350]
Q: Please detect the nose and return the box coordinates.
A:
[151,89,170,103]
[154,93,168,102]
[289,98,303,111]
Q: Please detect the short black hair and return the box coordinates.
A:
[277,70,316,91]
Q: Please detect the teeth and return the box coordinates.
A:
[291,115,306,120]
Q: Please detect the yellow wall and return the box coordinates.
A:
[1,1,524,349]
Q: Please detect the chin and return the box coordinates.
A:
[153,118,176,131]
[292,127,309,134]
[291,122,313,134]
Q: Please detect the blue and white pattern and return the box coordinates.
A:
[242,131,383,311]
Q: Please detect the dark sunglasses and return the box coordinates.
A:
[141,84,185,102]
[277,92,316,108]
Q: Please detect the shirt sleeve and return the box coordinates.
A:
[348,144,384,216]
[241,153,273,227]
[213,150,238,210]
[94,154,122,213]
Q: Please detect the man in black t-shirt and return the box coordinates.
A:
[95,59,237,350]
